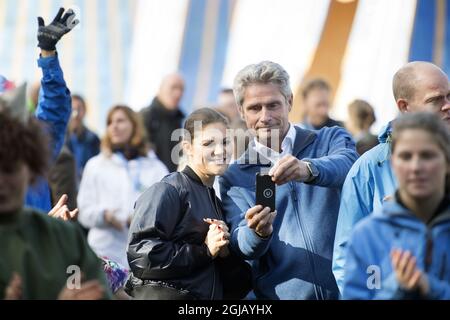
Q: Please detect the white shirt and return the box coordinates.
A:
[253,124,297,167]
[77,150,169,268]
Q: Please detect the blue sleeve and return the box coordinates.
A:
[219,175,272,260]
[333,164,374,293]
[303,127,358,188]
[427,275,450,299]
[35,54,72,161]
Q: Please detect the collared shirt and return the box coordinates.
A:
[253,124,297,165]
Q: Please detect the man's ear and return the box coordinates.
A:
[397,99,409,113]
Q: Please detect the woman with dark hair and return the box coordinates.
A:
[0,112,110,299]
[342,112,450,299]
[78,105,168,269]
[127,108,252,300]
[346,99,379,155]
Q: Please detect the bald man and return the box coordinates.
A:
[333,61,450,293]
[141,73,185,172]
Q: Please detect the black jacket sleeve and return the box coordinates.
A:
[127,182,212,280]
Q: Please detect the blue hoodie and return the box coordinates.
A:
[342,198,450,300]
[333,122,397,292]
[219,125,358,300]
[25,55,72,212]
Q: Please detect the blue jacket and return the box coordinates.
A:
[333,122,397,292]
[66,126,100,182]
[219,125,358,299]
[342,198,450,300]
[25,55,72,212]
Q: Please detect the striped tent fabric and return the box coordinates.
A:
[1,0,448,134]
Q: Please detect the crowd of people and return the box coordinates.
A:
[0,8,449,300]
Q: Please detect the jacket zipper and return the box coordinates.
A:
[423,211,450,275]
[424,229,433,273]
[290,182,324,300]
[425,221,449,279]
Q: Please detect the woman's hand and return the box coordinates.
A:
[104,210,124,231]
[204,219,230,257]
[204,222,230,259]
[48,194,79,221]
[391,249,429,296]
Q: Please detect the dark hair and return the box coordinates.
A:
[71,94,86,111]
[183,108,229,142]
[348,99,376,130]
[0,112,49,183]
[302,78,331,100]
[391,112,450,191]
[102,105,148,157]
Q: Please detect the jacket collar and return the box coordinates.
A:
[182,165,205,186]
[379,195,450,229]
[378,121,393,144]
[237,125,317,169]
[369,121,393,167]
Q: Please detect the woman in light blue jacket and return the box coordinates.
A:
[342,112,450,300]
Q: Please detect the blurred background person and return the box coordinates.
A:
[141,73,185,172]
[47,146,78,211]
[0,111,110,300]
[300,78,343,130]
[214,87,249,161]
[215,88,240,123]
[66,94,101,183]
[77,105,168,268]
[342,112,449,300]
[346,99,379,155]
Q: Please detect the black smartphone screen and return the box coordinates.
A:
[255,173,276,212]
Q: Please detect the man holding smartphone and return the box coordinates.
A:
[219,61,358,299]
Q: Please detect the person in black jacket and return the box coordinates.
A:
[141,73,185,172]
[127,108,251,300]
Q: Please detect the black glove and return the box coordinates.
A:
[37,7,79,51]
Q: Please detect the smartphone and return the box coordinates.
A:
[255,173,276,212]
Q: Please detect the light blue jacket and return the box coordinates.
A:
[25,55,72,212]
[333,122,397,292]
[219,125,358,300]
[342,198,450,300]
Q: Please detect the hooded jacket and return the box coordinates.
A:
[342,196,450,300]
[333,122,397,292]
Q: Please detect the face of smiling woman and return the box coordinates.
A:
[183,122,232,184]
